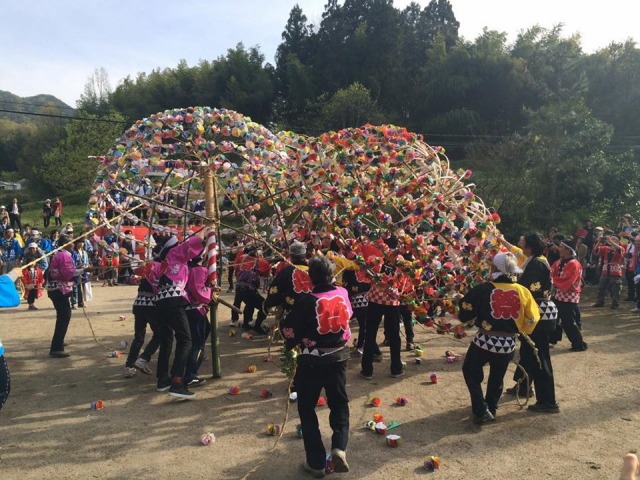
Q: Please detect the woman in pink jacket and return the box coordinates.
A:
[47,234,82,357]
[184,256,212,387]
[154,230,206,399]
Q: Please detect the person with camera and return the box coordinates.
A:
[592,233,624,309]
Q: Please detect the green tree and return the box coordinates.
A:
[319,82,382,131]
[34,112,126,194]
[77,68,113,116]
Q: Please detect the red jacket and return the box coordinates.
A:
[595,245,624,277]
[22,266,44,299]
[551,258,582,303]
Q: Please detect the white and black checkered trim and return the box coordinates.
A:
[472,332,516,354]
[350,293,368,310]
[155,285,184,301]
[538,299,558,321]
[133,293,156,308]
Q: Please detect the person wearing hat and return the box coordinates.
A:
[0,206,8,225]
[21,243,46,311]
[592,234,624,309]
[0,228,22,274]
[42,199,52,229]
[550,240,588,352]
[264,240,312,323]
[47,234,84,358]
[71,239,89,309]
[458,252,540,425]
[100,248,120,287]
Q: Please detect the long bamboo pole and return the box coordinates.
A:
[203,168,222,378]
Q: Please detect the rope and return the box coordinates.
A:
[510,361,532,407]
[238,373,296,480]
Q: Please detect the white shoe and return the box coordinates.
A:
[123,366,136,378]
[632,308,640,313]
[331,449,349,473]
[134,357,152,375]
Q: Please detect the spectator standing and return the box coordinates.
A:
[42,199,52,229]
[624,236,637,302]
[8,198,21,231]
[592,234,624,309]
[71,239,89,309]
[0,229,22,274]
[0,206,9,225]
[52,198,63,227]
[21,243,46,310]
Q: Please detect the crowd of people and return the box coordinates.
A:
[3,194,640,477]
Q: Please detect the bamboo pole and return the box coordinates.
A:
[203,168,222,378]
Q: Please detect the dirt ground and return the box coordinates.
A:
[0,283,639,480]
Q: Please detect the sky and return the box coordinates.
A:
[0,0,637,107]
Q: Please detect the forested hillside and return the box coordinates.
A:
[2,0,639,235]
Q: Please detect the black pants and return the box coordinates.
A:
[54,216,62,227]
[626,270,636,301]
[361,302,402,376]
[514,321,556,405]
[126,307,160,368]
[48,289,72,353]
[399,305,415,344]
[231,288,242,322]
[140,316,163,363]
[462,342,514,417]
[554,301,586,350]
[156,305,192,382]
[9,213,21,231]
[228,266,234,289]
[43,215,51,228]
[185,309,211,381]
[237,286,266,328]
[0,355,9,411]
[27,288,37,306]
[296,361,349,470]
